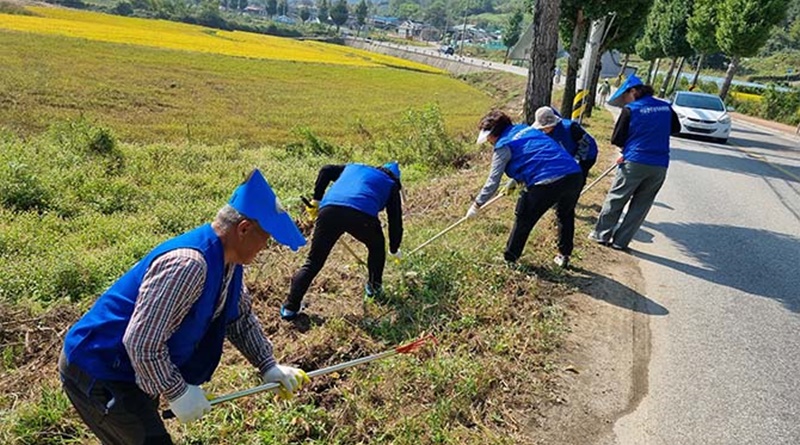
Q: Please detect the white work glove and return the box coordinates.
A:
[390,249,403,260]
[465,202,480,219]
[168,384,211,424]
[262,364,310,400]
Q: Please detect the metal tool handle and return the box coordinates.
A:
[408,193,505,256]
[162,335,434,419]
[580,163,616,196]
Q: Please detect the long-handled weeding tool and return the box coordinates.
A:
[580,163,616,196]
[408,192,505,256]
[301,196,366,266]
[162,334,436,419]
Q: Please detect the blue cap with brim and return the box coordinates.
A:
[228,169,306,251]
[607,75,644,107]
[383,161,400,179]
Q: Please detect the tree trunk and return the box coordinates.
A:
[648,58,660,85]
[659,57,678,97]
[525,0,562,124]
[503,48,510,64]
[584,52,603,118]
[617,53,630,78]
[670,56,685,95]
[644,59,655,84]
[691,53,704,89]
[719,56,739,101]
[560,8,586,118]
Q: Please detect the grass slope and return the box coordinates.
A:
[0,29,492,145]
[0,14,621,443]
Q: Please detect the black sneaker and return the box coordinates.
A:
[280,304,302,321]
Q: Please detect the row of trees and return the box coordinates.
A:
[523,0,791,124]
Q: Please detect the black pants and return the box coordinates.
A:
[285,205,385,311]
[59,351,173,445]
[579,158,596,187]
[504,173,583,262]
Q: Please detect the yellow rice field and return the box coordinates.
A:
[0,6,443,72]
[730,91,763,102]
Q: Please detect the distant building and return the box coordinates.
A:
[397,21,439,41]
[243,4,265,16]
[370,15,400,30]
[275,15,297,25]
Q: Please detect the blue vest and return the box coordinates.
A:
[320,164,397,217]
[550,120,598,161]
[496,124,581,186]
[63,224,242,385]
[623,96,673,167]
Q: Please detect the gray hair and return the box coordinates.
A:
[214,204,248,232]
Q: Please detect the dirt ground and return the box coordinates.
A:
[528,244,651,445]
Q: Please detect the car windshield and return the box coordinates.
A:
[675,94,725,111]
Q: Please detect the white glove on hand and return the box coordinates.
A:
[262,364,310,400]
[466,203,480,219]
[390,249,403,260]
[168,385,211,424]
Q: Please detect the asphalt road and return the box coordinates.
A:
[613,121,800,443]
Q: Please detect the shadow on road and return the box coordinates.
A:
[637,222,800,313]
[566,266,669,316]
[670,146,800,184]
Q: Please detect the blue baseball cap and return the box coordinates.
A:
[607,75,644,107]
[228,169,306,251]
[383,161,400,179]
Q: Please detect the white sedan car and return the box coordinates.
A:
[671,91,732,143]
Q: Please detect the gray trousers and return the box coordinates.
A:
[593,161,667,248]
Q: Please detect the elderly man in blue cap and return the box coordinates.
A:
[589,75,680,251]
[59,169,308,444]
[281,162,403,320]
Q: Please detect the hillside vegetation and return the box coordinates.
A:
[0,6,619,444]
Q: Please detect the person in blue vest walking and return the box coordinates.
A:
[589,75,680,251]
[467,110,583,268]
[533,106,598,186]
[280,162,403,321]
[59,169,310,444]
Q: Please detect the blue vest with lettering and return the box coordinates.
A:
[623,96,673,167]
[63,224,242,385]
[320,164,396,217]
[496,124,581,186]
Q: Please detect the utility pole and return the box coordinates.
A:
[573,17,605,123]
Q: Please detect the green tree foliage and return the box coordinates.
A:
[659,0,693,58]
[635,0,667,61]
[396,2,421,20]
[716,0,790,98]
[317,0,329,22]
[423,0,448,29]
[330,0,349,30]
[356,0,369,27]
[502,8,523,63]
[300,6,311,22]
[266,0,277,17]
[687,0,718,55]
